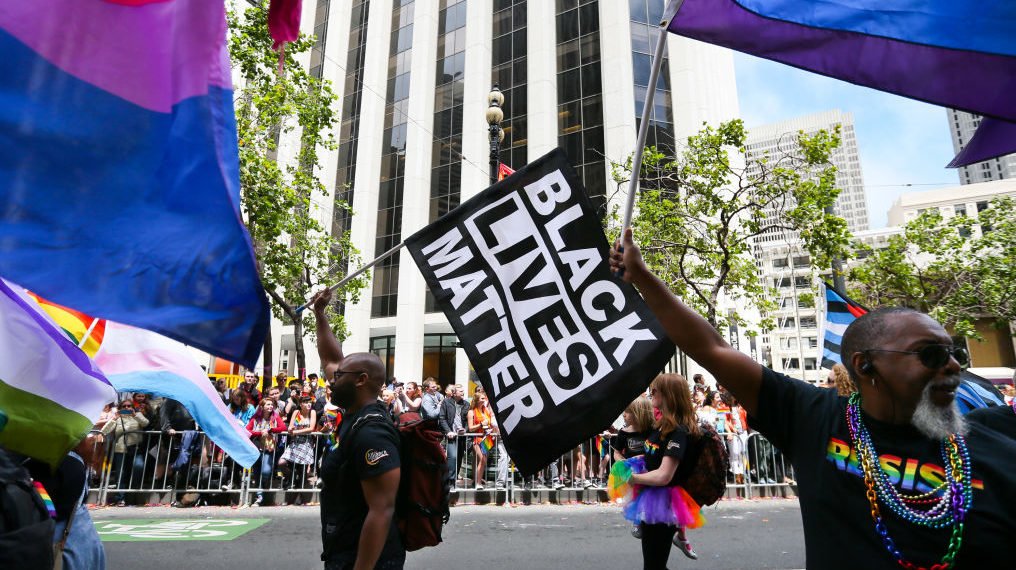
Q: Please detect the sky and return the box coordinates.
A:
[733,53,960,229]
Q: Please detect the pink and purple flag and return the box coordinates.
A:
[0,0,269,368]
[666,0,1016,167]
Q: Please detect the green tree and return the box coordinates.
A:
[229,2,367,384]
[848,196,1016,339]
[611,119,851,332]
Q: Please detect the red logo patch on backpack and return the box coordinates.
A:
[679,420,729,506]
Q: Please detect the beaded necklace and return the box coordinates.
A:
[845,393,972,570]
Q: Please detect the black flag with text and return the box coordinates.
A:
[405,149,675,476]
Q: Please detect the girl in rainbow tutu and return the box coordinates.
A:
[609,373,705,568]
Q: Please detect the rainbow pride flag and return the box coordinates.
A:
[26,293,106,359]
[0,279,117,467]
[479,435,495,455]
[0,1,269,368]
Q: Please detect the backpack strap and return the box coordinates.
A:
[346,412,397,448]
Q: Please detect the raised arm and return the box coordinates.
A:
[610,228,764,416]
[312,289,344,377]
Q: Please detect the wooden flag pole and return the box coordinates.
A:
[295,242,406,314]
[619,0,684,234]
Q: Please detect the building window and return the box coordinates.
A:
[373,1,416,318]
[370,336,396,383]
[331,0,371,317]
[772,258,788,269]
[800,316,817,329]
[491,0,528,170]
[782,318,796,329]
[557,0,606,216]
[782,357,800,370]
[629,0,674,156]
[792,255,810,268]
[422,334,459,387]
[804,357,817,371]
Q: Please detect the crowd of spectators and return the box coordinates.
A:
[87,369,805,507]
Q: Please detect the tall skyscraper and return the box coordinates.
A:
[269,0,739,385]
[744,110,868,383]
[947,108,1016,185]
[746,110,869,235]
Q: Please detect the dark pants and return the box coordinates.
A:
[110,445,145,502]
[641,523,676,570]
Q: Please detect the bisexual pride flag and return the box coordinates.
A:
[0,1,269,368]
[667,0,1016,165]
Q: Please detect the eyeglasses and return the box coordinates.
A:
[333,369,367,380]
[864,345,969,369]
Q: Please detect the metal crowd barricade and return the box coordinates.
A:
[445,432,617,505]
[91,430,255,506]
[89,427,795,505]
[743,432,796,498]
[243,431,331,505]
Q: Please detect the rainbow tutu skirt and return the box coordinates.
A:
[608,456,705,529]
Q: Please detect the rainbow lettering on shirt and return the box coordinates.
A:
[825,436,983,492]
[643,440,660,455]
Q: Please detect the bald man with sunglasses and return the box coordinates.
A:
[312,289,404,570]
[610,229,1016,569]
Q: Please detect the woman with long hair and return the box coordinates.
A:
[229,389,255,426]
[277,395,318,498]
[246,398,286,506]
[609,374,704,569]
[467,390,508,489]
[828,363,856,397]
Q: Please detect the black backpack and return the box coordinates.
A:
[350,411,450,551]
[0,449,56,568]
[678,421,729,506]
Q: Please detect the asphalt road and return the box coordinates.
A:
[96,499,805,569]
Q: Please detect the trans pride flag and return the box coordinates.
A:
[666,0,1016,165]
[0,279,117,467]
[18,290,259,468]
[93,322,259,468]
[0,1,269,368]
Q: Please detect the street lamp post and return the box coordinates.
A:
[486,85,505,186]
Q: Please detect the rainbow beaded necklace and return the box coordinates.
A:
[845,393,972,570]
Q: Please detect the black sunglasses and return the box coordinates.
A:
[864,345,969,369]
[333,369,367,380]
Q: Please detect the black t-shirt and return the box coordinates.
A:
[643,426,690,487]
[319,402,402,565]
[611,428,651,459]
[748,367,1016,569]
[967,404,1016,439]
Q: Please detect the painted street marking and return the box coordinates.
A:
[95,519,269,542]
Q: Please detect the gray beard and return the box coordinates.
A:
[910,383,967,440]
